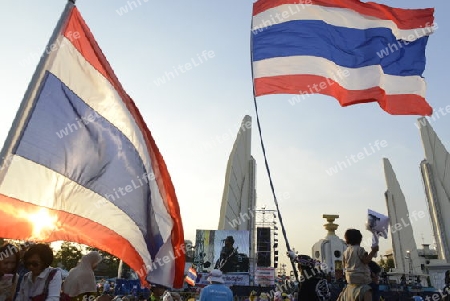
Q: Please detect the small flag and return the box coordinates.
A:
[0,2,184,288]
[185,266,198,286]
[251,0,435,115]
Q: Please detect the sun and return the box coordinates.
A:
[22,208,59,240]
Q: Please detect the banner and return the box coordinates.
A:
[255,267,275,286]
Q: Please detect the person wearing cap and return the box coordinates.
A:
[215,236,238,273]
[199,269,232,301]
[296,255,330,301]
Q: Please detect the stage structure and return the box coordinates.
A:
[254,207,278,269]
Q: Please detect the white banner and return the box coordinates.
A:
[255,267,275,286]
[197,272,250,286]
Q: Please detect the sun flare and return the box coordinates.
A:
[22,208,58,240]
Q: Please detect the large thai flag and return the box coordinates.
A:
[252,0,435,115]
[0,2,184,288]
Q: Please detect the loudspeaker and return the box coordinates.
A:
[257,227,271,267]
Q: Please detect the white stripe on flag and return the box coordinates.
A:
[48,37,173,241]
[253,56,426,96]
[48,38,153,179]
[0,155,153,267]
[252,4,434,41]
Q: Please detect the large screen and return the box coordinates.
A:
[195,229,250,274]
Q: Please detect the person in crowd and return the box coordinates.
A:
[16,243,62,301]
[161,289,173,301]
[63,251,102,301]
[246,290,257,301]
[149,283,170,301]
[400,274,407,288]
[186,293,196,301]
[168,292,180,301]
[15,243,31,299]
[102,281,111,295]
[274,291,282,301]
[296,255,330,301]
[337,229,378,301]
[368,261,381,301]
[214,236,238,273]
[442,270,450,301]
[199,269,232,301]
[0,243,20,301]
[259,292,269,300]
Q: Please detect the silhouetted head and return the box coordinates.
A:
[344,229,362,245]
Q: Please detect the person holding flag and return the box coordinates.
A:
[337,229,379,301]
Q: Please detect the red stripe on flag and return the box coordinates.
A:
[63,8,185,287]
[0,194,146,276]
[254,75,432,116]
[252,0,434,30]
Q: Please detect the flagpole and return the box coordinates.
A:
[249,16,300,284]
[0,1,75,183]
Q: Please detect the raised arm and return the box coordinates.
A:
[362,246,379,264]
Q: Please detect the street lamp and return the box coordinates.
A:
[405,250,412,283]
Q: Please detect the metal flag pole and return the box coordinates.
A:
[0,0,75,183]
[248,14,300,284]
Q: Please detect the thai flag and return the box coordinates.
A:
[185,266,198,286]
[252,0,435,115]
[0,2,184,288]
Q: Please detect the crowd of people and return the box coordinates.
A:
[1,230,450,301]
[0,242,102,301]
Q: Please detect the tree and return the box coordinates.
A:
[53,242,83,270]
[378,257,395,272]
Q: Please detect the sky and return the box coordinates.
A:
[0,0,449,273]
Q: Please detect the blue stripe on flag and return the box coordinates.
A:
[252,20,429,76]
[15,72,163,257]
